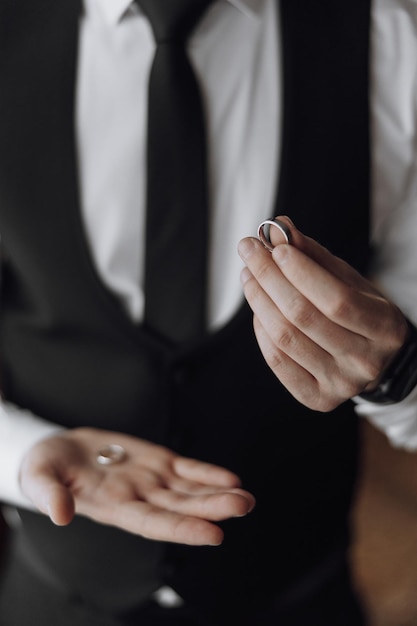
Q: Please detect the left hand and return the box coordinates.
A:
[238,216,409,412]
[19,427,256,546]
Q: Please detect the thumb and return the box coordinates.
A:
[20,465,75,526]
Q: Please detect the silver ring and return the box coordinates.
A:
[257,218,292,251]
[96,444,127,466]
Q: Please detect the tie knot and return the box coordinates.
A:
[136,0,214,43]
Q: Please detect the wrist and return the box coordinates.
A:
[359,318,417,405]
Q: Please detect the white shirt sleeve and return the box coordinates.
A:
[354,386,417,450]
[0,400,64,508]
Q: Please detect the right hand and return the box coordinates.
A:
[19,427,256,546]
[238,216,408,412]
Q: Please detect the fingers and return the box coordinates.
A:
[271,236,407,354]
[19,430,256,546]
[78,486,252,546]
[270,216,380,293]
[72,462,255,537]
[68,475,253,546]
[140,483,255,520]
[240,216,406,347]
[238,216,409,410]
[22,457,241,545]
[239,234,378,339]
[270,242,391,338]
[173,456,242,487]
[238,238,363,363]
[250,304,360,411]
[252,315,323,409]
[95,500,226,546]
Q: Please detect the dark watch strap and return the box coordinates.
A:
[359,318,417,405]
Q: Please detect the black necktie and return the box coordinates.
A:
[137,0,214,343]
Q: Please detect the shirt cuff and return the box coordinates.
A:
[0,400,65,508]
[353,384,417,450]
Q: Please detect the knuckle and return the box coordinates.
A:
[346,350,382,388]
[289,299,316,330]
[354,342,394,388]
[274,325,295,353]
[324,289,354,321]
[302,384,340,412]
[361,358,382,385]
[265,347,285,371]
[341,378,363,400]
[387,308,409,351]
[322,368,359,407]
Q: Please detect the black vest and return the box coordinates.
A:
[0,0,370,619]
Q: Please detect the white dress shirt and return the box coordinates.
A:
[1,0,417,507]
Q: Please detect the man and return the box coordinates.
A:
[0,0,417,624]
